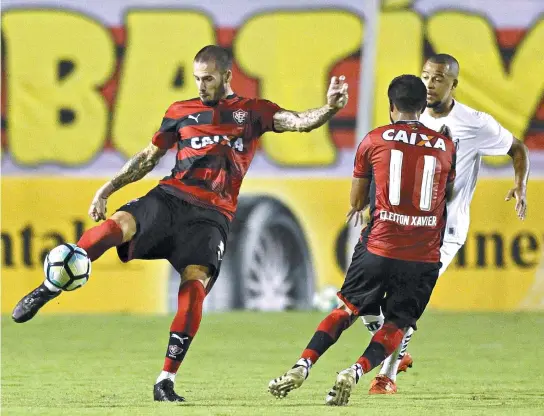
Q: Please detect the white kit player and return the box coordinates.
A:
[362,54,530,394]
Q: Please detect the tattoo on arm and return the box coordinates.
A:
[110,144,167,191]
[273,105,337,133]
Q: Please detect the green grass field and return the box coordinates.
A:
[2,311,543,415]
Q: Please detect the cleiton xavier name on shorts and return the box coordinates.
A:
[379,210,438,227]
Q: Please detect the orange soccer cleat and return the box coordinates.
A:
[369,375,397,395]
[368,353,413,395]
[397,353,413,373]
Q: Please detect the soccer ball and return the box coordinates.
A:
[312,285,340,312]
[44,244,91,291]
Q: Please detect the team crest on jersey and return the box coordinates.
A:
[233,109,248,125]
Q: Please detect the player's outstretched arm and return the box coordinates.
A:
[88,143,167,221]
[505,138,530,220]
[273,76,349,133]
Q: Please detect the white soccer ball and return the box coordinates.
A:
[43,244,91,291]
[312,285,340,312]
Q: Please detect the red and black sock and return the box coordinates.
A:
[300,308,357,364]
[76,219,124,261]
[356,322,405,373]
[162,280,206,374]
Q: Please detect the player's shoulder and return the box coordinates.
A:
[234,96,258,107]
[167,97,201,108]
[164,98,202,118]
[367,124,397,138]
[452,101,492,127]
[242,97,281,111]
[416,123,452,141]
[358,124,392,146]
[359,123,408,150]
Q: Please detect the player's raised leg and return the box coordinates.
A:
[153,265,210,402]
[11,211,135,323]
[268,305,357,398]
[77,211,135,262]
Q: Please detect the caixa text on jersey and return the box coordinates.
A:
[185,136,244,152]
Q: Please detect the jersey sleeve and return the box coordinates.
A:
[151,104,179,149]
[476,112,514,156]
[253,99,282,135]
[353,134,373,178]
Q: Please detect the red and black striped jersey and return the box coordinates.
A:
[151,94,282,220]
[354,121,456,263]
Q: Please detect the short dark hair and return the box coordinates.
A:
[427,53,460,77]
[388,74,427,113]
[194,45,233,72]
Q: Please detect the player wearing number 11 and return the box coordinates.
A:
[268,74,456,405]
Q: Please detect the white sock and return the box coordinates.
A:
[293,358,312,378]
[351,363,363,384]
[43,280,61,292]
[156,371,176,384]
[361,313,384,335]
[379,327,413,381]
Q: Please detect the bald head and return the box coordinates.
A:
[421,54,460,110]
[426,54,460,78]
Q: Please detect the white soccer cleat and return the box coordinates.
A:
[268,366,307,399]
[325,367,358,406]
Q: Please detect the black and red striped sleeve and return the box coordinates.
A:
[152,104,180,149]
[253,99,282,135]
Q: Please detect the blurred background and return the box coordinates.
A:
[2,0,543,315]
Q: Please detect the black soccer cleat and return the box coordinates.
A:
[153,379,186,402]
[12,283,61,323]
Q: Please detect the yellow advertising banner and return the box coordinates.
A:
[241,178,544,311]
[1,6,543,170]
[1,178,170,314]
[1,177,543,313]
[430,180,544,311]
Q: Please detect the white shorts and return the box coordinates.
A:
[439,241,464,277]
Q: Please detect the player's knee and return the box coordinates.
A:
[181,265,210,288]
[110,211,137,243]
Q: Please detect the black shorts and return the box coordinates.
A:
[338,240,440,329]
[116,185,229,289]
